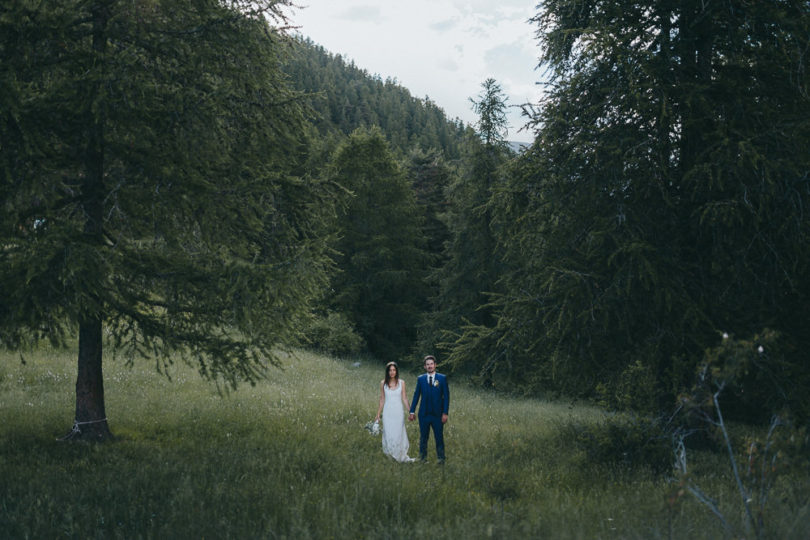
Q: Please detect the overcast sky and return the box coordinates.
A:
[289,0,544,143]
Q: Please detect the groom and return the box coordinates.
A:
[409,355,449,463]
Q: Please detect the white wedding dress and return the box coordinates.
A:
[381,380,414,462]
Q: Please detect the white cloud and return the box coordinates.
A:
[436,56,460,72]
[429,19,458,33]
[335,5,382,22]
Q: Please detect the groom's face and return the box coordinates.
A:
[424,359,436,374]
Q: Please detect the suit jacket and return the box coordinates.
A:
[410,372,449,418]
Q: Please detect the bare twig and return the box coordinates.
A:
[674,437,733,534]
[712,384,757,534]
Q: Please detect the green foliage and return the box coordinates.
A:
[283,37,470,159]
[469,78,510,147]
[554,414,672,475]
[420,81,512,370]
[327,127,431,360]
[681,331,804,424]
[5,347,808,538]
[0,1,335,390]
[405,147,455,268]
[597,360,659,414]
[303,311,365,358]
[484,0,810,410]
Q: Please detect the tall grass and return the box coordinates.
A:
[1,346,808,539]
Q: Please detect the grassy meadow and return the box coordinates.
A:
[1,345,808,539]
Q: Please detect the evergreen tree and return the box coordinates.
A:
[470,78,510,147]
[0,0,335,439]
[328,127,430,360]
[490,0,810,415]
[282,37,467,159]
[420,80,512,373]
[405,147,454,265]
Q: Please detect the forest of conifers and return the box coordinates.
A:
[1,0,809,439]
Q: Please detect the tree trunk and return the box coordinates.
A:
[61,0,112,442]
[62,317,112,441]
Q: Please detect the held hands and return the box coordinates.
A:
[407,413,447,423]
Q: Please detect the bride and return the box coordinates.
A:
[374,362,414,462]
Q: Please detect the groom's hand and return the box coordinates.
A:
[408,413,415,422]
[441,413,448,424]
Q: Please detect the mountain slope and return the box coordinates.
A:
[283,36,471,159]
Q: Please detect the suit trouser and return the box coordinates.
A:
[418,414,445,460]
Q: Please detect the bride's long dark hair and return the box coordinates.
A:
[384,361,399,388]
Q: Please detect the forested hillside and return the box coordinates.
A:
[283,37,471,159]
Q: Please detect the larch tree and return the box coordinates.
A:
[0,0,336,440]
[490,0,810,414]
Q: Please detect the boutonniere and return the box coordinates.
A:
[433,379,439,388]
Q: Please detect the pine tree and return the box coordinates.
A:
[0,0,335,439]
[328,127,430,360]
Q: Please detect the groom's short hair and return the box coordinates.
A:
[423,355,436,363]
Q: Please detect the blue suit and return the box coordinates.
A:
[409,372,449,461]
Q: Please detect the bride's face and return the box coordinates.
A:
[388,365,397,378]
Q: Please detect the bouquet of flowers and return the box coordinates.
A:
[364,420,380,436]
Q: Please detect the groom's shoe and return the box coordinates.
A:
[418,455,427,463]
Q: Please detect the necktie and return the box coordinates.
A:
[429,375,433,386]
